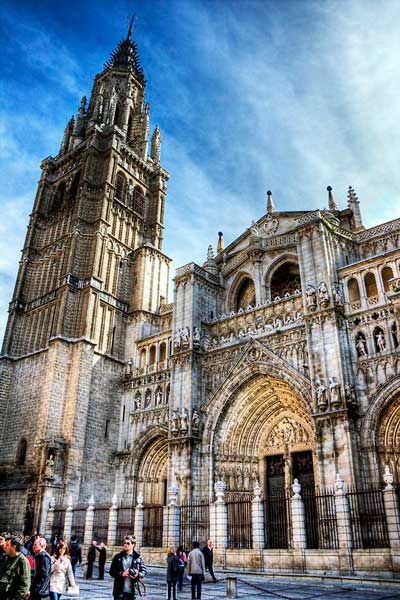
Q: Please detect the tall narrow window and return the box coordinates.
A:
[364,272,378,298]
[16,438,27,466]
[105,419,110,439]
[348,278,360,303]
[381,266,393,292]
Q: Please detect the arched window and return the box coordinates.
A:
[16,438,27,466]
[348,278,360,303]
[149,345,156,365]
[127,111,134,142]
[68,170,81,200]
[270,262,301,300]
[114,103,123,129]
[381,266,393,292]
[165,384,170,404]
[392,322,399,348]
[139,348,146,369]
[132,186,145,216]
[115,173,127,201]
[51,181,66,212]
[364,272,378,298]
[159,342,166,362]
[373,326,386,353]
[235,277,256,311]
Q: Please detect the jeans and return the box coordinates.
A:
[177,565,185,590]
[206,564,217,581]
[167,580,177,600]
[50,593,61,600]
[191,574,203,599]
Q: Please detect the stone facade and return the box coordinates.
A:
[1,25,400,576]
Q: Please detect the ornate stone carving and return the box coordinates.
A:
[318,282,330,308]
[306,285,317,310]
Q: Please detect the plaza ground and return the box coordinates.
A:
[74,563,400,599]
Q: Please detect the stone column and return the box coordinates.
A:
[291,480,306,550]
[107,494,119,547]
[334,473,353,574]
[134,493,144,549]
[84,495,95,546]
[251,481,265,549]
[214,480,227,551]
[63,496,73,541]
[163,484,180,548]
[44,497,56,540]
[382,466,400,554]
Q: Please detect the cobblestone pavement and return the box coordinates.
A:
[74,564,400,599]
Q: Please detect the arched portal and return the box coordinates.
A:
[136,436,169,505]
[377,395,400,483]
[212,373,316,496]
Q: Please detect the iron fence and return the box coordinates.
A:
[180,501,210,551]
[71,507,86,542]
[264,492,292,549]
[302,488,339,549]
[92,506,110,543]
[227,499,253,549]
[347,487,389,548]
[143,505,163,547]
[51,509,66,539]
[116,505,135,546]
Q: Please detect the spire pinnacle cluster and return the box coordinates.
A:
[104,20,145,83]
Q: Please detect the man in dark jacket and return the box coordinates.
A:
[96,542,107,580]
[109,536,146,599]
[0,534,31,600]
[202,539,217,582]
[30,537,51,600]
[86,540,97,579]
[69,535,82,576]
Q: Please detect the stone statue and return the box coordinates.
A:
[250,221,260,236]
[376,330,386,352]
[134,395,142,410]
[318,282,330,307]
[332,285,343,306]
[171,410,180,433]
[180,408,189,432]
[174,329,181,350]
[356,336,368,357]
[44,454,55,478]
[306,285,317,310]
[203,335,211,350]
[193,327,201,347]
[191,410,201,430]
[180,327,190,348]
[344,383,356,405]
[329,377,341,408]
[315,380,328,410]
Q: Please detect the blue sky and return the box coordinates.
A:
[1,0,400,341]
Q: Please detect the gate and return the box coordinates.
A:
[71,506,86,542]
[92,506,109,543]
[51,509,66,539]
[347,487,389,548]
[116,505,135,545]
[303,488,338,549]
[264,492,292,549]
[180,501,209,550]
[143,505,163,547]
[227,497,252,549]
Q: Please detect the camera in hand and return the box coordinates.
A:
[129,568,139,580]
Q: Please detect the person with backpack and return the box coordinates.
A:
[176,545,187,592]
[166,548,180,600]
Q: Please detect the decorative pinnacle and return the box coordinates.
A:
[217,231,224,253]
[327,185,337,211]
[347,185,359,204]
[267,190,275,214]
[127,14,136,39]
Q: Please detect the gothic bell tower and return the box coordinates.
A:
[0,22,170,531]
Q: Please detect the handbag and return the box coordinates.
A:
[64,584,80,596]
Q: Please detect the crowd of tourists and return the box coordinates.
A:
[0,529,217,600]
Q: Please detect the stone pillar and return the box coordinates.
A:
[291,480,306,550]
[382,466,400,552]
[107,494,119,547]
[214,480,227,551]
[251,481,265,549]
[63,496,73,541]
[84,495,95,546]
[334,473,353,574]
[134,493,144,549]
[163,484,180,548]
[44,497,56,540]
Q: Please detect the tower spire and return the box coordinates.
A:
[327,185,337,211]
[347,185,364,231]
[267,190,275,214]
[104,21,145,83]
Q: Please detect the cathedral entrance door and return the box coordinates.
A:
[292,450,318,547]
[264,455,290,548]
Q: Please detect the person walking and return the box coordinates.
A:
[49,542,75,600]
[0,534,31,599]
[30,536,51,600]
[68,535,81,576]
[109,535,147,600]
[202,539,217,582]
[187,541,205,600]
[166,548,180,600]
[95,542,107,580]
[86,540,97,580]
[176,545,187,592]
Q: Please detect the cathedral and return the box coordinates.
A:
[1,23,400,575]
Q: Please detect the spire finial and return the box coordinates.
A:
[127,14,136,39]
[267,190,275,214]
[347,185,364,231]
[327,185,337,211]
[217,231,224,253]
